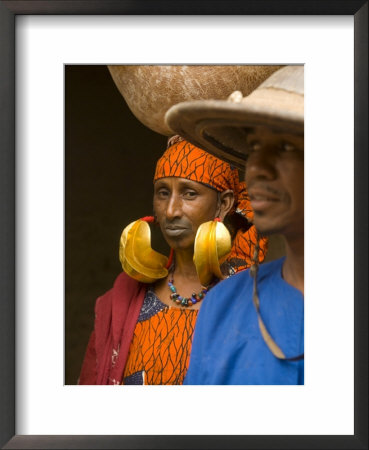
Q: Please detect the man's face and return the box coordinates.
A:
[245,126,304,238]
[153,177,219,251]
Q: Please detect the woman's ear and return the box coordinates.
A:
[217,190,234,221]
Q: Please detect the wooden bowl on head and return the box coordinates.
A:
[108,65,283,136]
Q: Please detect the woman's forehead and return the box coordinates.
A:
[154,177,217,192]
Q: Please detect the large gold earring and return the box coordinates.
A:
[119,216,169,283]
[193,218,231,286]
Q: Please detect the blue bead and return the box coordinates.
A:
[170,286,176,293]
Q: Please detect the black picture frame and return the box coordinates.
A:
[0,1,367,449]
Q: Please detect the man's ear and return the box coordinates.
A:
[217,190,235,221]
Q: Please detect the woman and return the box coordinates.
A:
[79,136,267,385]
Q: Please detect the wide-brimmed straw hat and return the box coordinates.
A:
[165,65,304,170]
[107,65,283,136]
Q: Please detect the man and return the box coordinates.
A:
[165,65,304,384]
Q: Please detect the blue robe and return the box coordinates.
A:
[184,258,304,385]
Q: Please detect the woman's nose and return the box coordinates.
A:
[166,194,182,219]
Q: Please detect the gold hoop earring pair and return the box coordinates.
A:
[119,216,231,286]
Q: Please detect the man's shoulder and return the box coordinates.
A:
[202,266,253,311]
[219,266,252,290]
[258,257,285,279]
[202,257,285,312]
[216,257,284,291]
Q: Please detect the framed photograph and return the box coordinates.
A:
[1,1,367,449]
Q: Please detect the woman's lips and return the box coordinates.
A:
[165,227,188,237]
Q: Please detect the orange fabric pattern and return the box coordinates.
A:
[224,180,268,271]
[123,306,198,385]
[154,139,239,195]
[225,226,267,273]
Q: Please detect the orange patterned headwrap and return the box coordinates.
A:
[154,139,239,195]
[154,138,267,273]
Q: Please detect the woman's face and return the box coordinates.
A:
[153,177,220,251]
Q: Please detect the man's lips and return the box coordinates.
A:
[248,188,280,210]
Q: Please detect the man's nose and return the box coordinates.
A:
[246,148,277,181]
[166,194,182,219]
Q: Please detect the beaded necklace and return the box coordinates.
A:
[168,270,214,307]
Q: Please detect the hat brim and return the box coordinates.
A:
[166,100,304,171]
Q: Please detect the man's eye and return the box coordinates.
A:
[248,142,261,152]
[282,142,296,152]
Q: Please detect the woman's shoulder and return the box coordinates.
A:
[95,272,145,313]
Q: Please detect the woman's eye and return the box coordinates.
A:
[183,191,197,199]
[156,189,169,198]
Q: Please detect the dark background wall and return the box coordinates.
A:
[65,65,167,384]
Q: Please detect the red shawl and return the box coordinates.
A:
[78,272,146,385]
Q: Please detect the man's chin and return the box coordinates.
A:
[253,212,285,235]
[253,219,271,235]
[253,221,282,238]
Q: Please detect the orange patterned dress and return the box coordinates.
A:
[122,288,198,385]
